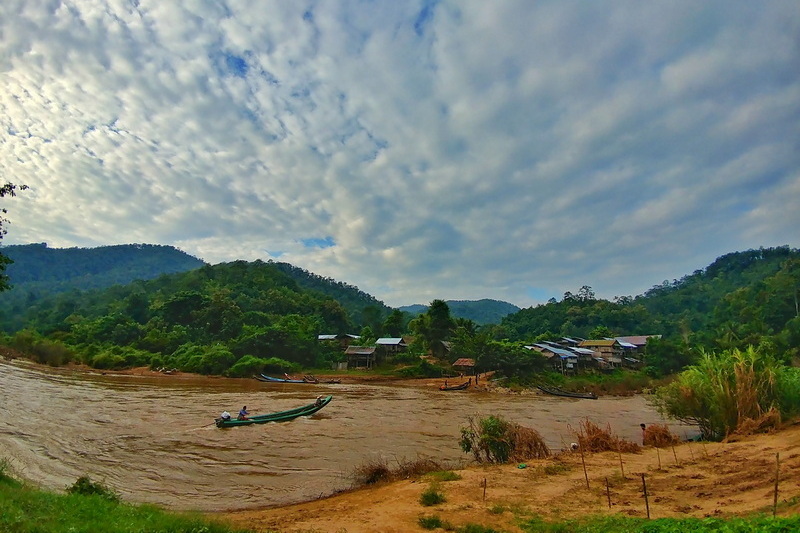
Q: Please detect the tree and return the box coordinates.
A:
[0,183,28,291]
[410,299,455,358]
[382,309,406,337]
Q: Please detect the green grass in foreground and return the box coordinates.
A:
[519,514,800,532]
[0,471,251,533]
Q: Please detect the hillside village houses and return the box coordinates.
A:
[319,332,659,373]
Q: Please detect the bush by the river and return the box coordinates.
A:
[652,346,800,440]
[460,415,550,463]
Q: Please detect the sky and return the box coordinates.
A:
[1,1,799,309]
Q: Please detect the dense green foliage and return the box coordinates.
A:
[0,243,206,331]
[500,246,800,365]
[2,260,355,374]
[0,470,250,533]
[3,245,799,384]
[270,261,392,327]
[652,346,800,440]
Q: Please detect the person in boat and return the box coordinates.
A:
[237,406,250,420]
[315,395,325,407]
[220,411,231,421]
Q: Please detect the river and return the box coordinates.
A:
[0,359,692,512]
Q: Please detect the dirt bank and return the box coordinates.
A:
[220,422,800,533]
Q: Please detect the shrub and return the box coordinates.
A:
[427,470,462,482]
[420,485,446,506]
[418,515,451,530]
[66,476,119,503]
[460,415,550,464]
[225,355,268,378]
[352,456,444,485]
[642,424,680,447]
[572,419,640,453]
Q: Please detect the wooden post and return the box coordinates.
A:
[671,444,679,466]
[773,453,780,517]
[656,447,662,470]
[605,477,612,509]
[579,442,590,489]
[483,478,487,501]
[641,473,650,519]
[617,448,626,480]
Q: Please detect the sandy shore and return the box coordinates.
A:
[220,422,800,533]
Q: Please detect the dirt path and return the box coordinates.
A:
[220,422,800,533]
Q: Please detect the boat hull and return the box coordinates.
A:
[215,395,332,428]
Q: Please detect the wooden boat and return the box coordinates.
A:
[215,395,332,428]
[536,385,598,399]
[440,380,470,391]
[256,373,313,383]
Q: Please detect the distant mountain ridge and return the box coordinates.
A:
[399,299,521,325]
[3,243,206,288]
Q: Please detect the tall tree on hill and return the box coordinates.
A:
[0,183,28,291]
[410,299,455,358]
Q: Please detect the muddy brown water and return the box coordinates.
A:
[0,360,694,511]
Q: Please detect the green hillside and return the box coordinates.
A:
[399,299,520,325]
[500,246,800,361]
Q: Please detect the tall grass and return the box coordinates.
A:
[0,474,251,533]
[652,346,800,440]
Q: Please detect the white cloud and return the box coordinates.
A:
[1,0,799,308]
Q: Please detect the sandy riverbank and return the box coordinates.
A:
[219,422,800,533]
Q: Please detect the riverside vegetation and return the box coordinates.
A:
[2,243,800,530]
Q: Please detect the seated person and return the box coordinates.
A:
[220,411,231,421]
[237,406,249,420]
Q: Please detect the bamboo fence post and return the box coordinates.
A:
[606,477,612,509]
[773,453,780,517]
[685,433,695,461]
[671,443,679,466]
[617,447,626,480]
[641,473,650,519]
[656,447,662,470]
[579,442,590,489]
[483,478,487,501]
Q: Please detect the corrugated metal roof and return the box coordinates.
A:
[580,339,618,347]
[376,338,406,345]
[452,358,475,367]
[318,334,337,340]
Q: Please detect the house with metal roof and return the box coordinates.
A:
[345,345,376,369]
[579,339,623,367]
[375,337,408,354]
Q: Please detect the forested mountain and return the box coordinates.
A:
[399,299,520,325]
[3,243,205,290]
[2,260,353,372]
[0,243,207,332]
[500,246,800,359]
[269,261,392,325]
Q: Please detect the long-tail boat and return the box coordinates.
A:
[256,373,312,383]
[536,385,598,399]
[215,395,332,428]
[439,380,470,391]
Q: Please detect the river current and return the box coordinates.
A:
[0,360,692,511]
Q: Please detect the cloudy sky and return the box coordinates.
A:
[1,1,799,308]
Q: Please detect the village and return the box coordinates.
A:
[317,333,661,375]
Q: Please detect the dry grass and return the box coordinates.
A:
[572,418,641,453]
[351,456,445,486]
[643,423,681,447]
[508,424,551,461]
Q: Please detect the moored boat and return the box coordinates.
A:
[215,395,332,428]
[439,380,470,391]
[256,373,312,383]
[536,385,598,399]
